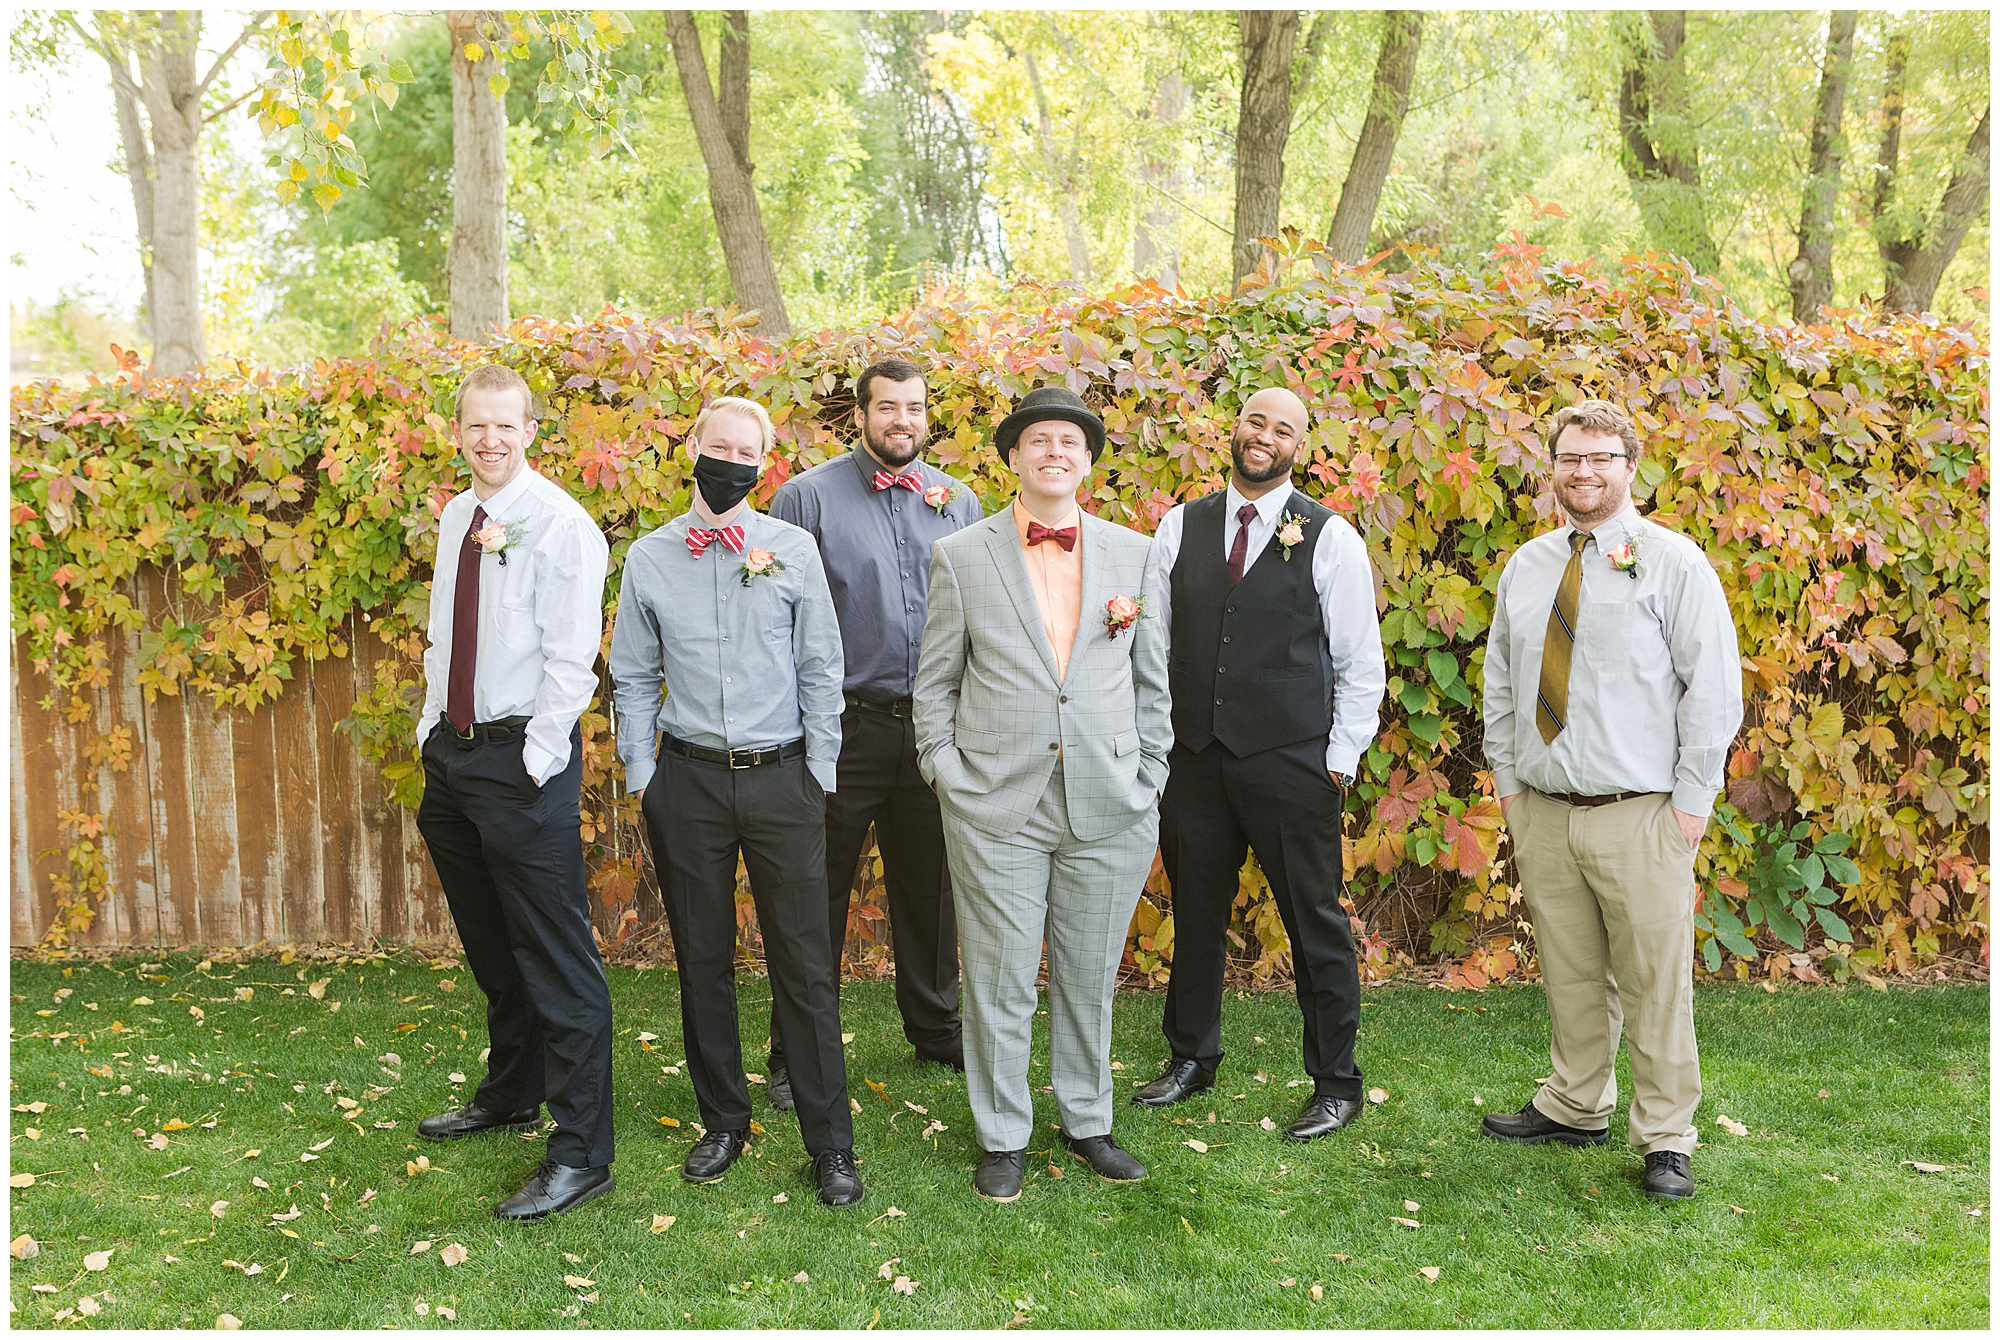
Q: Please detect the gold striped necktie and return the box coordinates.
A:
[1535,530,1590,744]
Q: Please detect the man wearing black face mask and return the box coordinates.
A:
[608,396,862,1208]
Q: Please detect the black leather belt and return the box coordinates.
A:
[845,694,914,719]
[1535,788,1658,809]
[444,716,531,747]
[664,734,806,769]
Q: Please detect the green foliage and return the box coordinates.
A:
[9,244,1988,974]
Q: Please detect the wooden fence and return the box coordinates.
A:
[11,569,457,950]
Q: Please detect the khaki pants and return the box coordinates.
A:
[1510,788,1700,1155]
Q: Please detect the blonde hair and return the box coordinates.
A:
[691,396,775,455]
[1546,399,1642,461]
[454,363,536,423]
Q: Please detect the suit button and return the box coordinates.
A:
[1049,742,1058,751]
[1226,606,1235,614]
[1223,635,1231,643]
[1060,695,1068,703]
[1214,697,1223,705]
[1217,666,1226,673]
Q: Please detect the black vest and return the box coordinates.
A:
[1168,490,1337,757]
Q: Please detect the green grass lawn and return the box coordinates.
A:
[7,951,1989,1328]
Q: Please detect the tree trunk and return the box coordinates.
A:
[665,10,791,336]
[129,11,206,376]
[1231,10,1300,283]
[1134,69,1188,286]
[1022,47,1092,282]
[1788,11,1857,322]
[104,47,158,350]
[1871,30,1989,313]
[1324,11,1425,264]
[447,10,509,339]
[1616,10,1718,275]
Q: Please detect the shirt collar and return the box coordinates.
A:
[1012,496,1079,540]
[472,466,537,521]
[1568,502,1641,549]
[853,444,922,488]
[1224,477,1295,522]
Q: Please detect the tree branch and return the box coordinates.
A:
[195,10,272,106]
[61,13,141,102]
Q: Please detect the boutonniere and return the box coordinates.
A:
[1605,530,1643,580]
[1103,593,1150,640]
[473,518,529,566]
[922,482,959,516]
[1275,511,1308,561]
[739,547,787,586]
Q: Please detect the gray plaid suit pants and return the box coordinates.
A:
[942,759,1157,1153]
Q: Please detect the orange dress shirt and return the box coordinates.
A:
[1012,498,1084,681]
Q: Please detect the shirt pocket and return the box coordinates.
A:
[956,725,1006,757]
[1576,600,1634,658]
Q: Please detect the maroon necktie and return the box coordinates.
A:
[871,469,922,493]
[445,505,486,733]
[1226,502,1259,584]
[1025,521,1078,551]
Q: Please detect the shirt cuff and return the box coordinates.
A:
[808,757,838,793]
[1492,766,1522,800]
[1670,782,1719,818]
[521,740,562,788]
[1324,741,1361,778]
[624,756,657,796]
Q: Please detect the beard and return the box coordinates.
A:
[1555,476,1632,529]
[1230,425,1297,485]
[863,417,925,470]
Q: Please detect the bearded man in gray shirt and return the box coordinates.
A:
[608,396,862,1209]
[1481,399,1743,1203]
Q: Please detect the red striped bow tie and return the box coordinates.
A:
[686,525,746,559]
[1025,521,1078,551]
[871,469,923,493]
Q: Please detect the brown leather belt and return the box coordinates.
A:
[1534,788,1658,809]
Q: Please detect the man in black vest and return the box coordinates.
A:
[1139,386,1386,1139]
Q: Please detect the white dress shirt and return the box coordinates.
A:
[1153,479,1387,777]
[418,467,610,784]
[1483,502,1743,816]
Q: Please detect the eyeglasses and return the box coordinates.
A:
[1552,451,1630,472]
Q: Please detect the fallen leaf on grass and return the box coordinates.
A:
[1404,1200,1421,1213]
[877,1259,900,1280]
[411,1241,433,1255]
[772,1193,788,1205]
[793,1272,810,1284]
[148,1133,170,1151]
[406,1156,431,1176]
[33,1284,58,1294]
[1816,1089,1829,1099]
[1902,1161,1952,1173]
[1367,1088,1388,1104]
[413,1302,429,1316]
[271,1205,302,1222]
[448,1073,466,1085]
[1332,1254,1350,1262]
[251,1177,270,1189]
[132,998,154,1007]
[883,1206,906,1219]
[242,1149,260,1160]
[1729,1205,1750,1215]
[1389,1217,1421,1229]
[657,1117,680,1128]
[1259,1117,1277,1132]
[215,1314,242,1329]
[1715,1115,1749,1137]
[1309,1284,1324,1300]
[563,1275,594,1290]
[1184,1139,1209,1154]
[744,1073,764,1085]
[378,1053,402,1067]
[650,1215,676,1233]
[1047,1164,1063,1178]
[438,1243,467,1266]
[210,1200,229,1218]
[82,1249,113,1271]
[9,1173,35,1188]
[1418,1266,1440,1282]
[10,1235,38,1259]
[580,1291,600,1303]
[891,1276,917,1296]
[234,987,253,1002]
[307,981,327,1000]
[76,1296,102,1316]
[435,1306,455,1320]
[359,1188,377,1205]
[1280,1277,1295,1287]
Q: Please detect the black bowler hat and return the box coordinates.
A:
[994,385,1106,463]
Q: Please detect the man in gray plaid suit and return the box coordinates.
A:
[914,386,1172,1203]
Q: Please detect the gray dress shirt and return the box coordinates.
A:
[770,448,983,700]
[608,509,844,795]
[1483,503,1744,816]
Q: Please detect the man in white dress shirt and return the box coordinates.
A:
[1140,386,1387,1141]
[413,364,616,1221]
[1480,399,1742,1201]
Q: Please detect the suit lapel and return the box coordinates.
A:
[1074,514,1109,674]
[983,516,1063,687]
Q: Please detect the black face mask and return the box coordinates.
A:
[692,454,760,515]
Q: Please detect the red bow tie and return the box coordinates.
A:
[871,469,922,493]
[1025,521,1078,552]
[686,525,746,559]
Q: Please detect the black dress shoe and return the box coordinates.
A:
[682,1128,752,1183]
[768,1067,795,1113]
[418,1102,541,1142]
[1285,1094,1362,1140]
[493,1159,613,1221]
[974,1149,1026,1202]
[1641,1150,1695,1201]
[1480,1099,1609,1147]
[802,1147,865,1208]
[1060,1131,1148,1182]
[1131,1058,1214,1107]
[915,1046,966,1072]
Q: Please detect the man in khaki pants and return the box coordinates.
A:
[1480,400,1742,1201]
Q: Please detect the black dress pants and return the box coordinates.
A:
[1157,737,1364,1100]
[769,703,961,1072]
[641,745,855,1156]
[416,720,615,1168]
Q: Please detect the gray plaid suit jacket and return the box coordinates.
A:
[914,508,1172,842]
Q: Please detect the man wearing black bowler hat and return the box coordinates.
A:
[1139,385,1386,1141]
[413,363,616,1221]
[761,358,982,1113]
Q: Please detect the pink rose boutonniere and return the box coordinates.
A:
[1605,530,1643,580]
[474,518,529,565]
[739,547,787,586]
[1275,512,1308,561]
[1103,592,1150,640]
[922,482,958,516]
